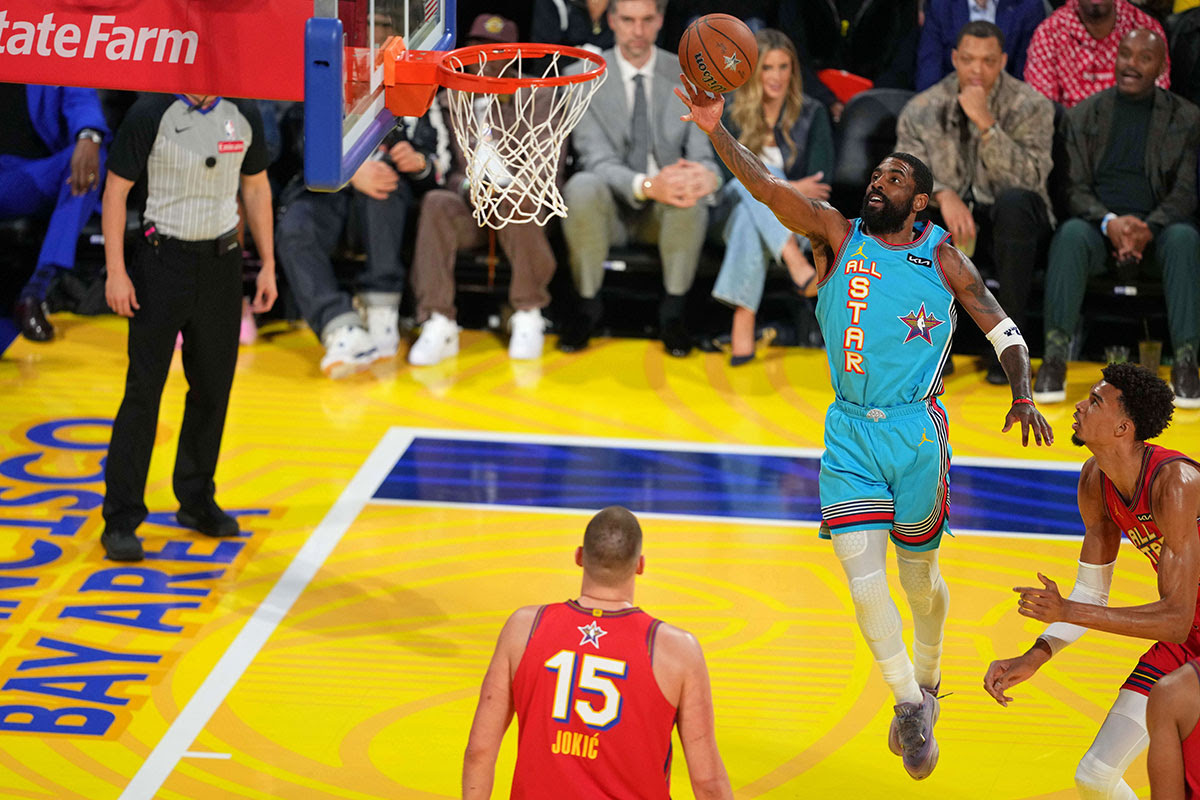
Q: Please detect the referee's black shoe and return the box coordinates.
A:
[101,528,144,562]
[177,504,240,537]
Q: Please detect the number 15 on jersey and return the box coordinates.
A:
[545,650,628,730]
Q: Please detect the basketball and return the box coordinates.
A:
[677,14,757,94]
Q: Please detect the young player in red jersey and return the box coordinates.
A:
[984,362,1200,800]
[1147,659,1200,799]
[462,506,733,800]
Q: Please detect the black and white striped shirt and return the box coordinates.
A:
[109,94,268,241]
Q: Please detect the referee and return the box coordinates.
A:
[100,93,277,562]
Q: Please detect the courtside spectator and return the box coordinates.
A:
[276,110,449,378]
[559,0,720,358]
[777,0,921,120]
[530,0,614,53]
[898,20,1055,384]
[1033,29,1200,407]
[407,14,560,366]
[1024,0,1169,107]
[916,0,1046,91]
[0,83,108,342]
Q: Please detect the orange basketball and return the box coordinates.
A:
[677,14,757,94]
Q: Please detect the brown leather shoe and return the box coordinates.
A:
[14,297,54,342]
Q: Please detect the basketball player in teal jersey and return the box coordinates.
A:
[676,75,1054,779]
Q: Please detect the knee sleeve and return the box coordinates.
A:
[897,553,943,616]
[833,530,900,643]
[847,570,900,642]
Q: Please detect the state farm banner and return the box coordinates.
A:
[0,0,308,101]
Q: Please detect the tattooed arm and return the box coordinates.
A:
[940,242,1053,446]
[674,76,849,251]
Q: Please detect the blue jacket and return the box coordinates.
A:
[916,0,1046,91]
[25,85,109,152]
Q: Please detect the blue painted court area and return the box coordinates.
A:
[0,316,17,357]
[374,436,1083,537]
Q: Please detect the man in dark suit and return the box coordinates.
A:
[916,0,1046,91]
[1033,28,1200,408]
[558,0,720,357]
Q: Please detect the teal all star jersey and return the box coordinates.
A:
[815,218,956,408]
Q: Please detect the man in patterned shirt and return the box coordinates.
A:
[897,20,1055,384]
[1023,0,1169,107]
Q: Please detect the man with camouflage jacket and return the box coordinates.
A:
[896,19,1054,384]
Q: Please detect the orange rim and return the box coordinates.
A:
[434,43,605,93]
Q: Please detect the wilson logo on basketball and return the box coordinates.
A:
[690,52,726,93]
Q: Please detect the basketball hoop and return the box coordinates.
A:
[392,43,606,229]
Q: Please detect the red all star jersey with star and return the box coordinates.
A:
[510,600,676,799]
[1101,444,1200,571]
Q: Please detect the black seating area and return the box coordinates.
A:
[1,80,1185,364]
[445,85,1170,362]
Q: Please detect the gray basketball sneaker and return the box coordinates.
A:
[889,682,939,756]
[891,687,940,780]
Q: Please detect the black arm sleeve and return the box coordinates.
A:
[106,94,173,182]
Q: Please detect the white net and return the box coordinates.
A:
[443,47,605,229]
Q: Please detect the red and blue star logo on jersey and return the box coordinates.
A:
[577,620,607,649]
[898,304,944,345]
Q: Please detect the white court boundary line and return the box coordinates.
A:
[120,428,416,800]
[122,426,1084,795]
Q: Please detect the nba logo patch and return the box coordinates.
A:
[223,119,236,139]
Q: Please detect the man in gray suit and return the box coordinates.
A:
[558,0,721,357]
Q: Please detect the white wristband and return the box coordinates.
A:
[984,317,1027,360]
[1101,212,1116,237]
[1040,559,1115,655]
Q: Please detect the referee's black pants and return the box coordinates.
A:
[102,237,242,532]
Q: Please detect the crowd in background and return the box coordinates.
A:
[2,0,1200,406]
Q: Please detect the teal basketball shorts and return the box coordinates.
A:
[818,397,951,551]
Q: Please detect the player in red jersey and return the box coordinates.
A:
[984,362,1200,800]
[1147,659,1200,799]
[462,506,733,800]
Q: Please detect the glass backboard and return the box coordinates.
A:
[304,0,454,191]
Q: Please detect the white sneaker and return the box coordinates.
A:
[321,325,378,379]
[408,312,459,366]
[508,308,545,360]
[365,304,400,358]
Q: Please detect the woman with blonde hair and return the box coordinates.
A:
[711,28,835,365]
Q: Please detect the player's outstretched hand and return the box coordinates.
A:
[1002,401,1053,447]
[1014,573,1066,623]
[983,652,1045,707]
[675,74,723,134]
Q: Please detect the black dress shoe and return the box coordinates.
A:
[177,504,240,537]
[101,528,144,561]
[556,315,594,353]
[15,297,54,342]
[662,318,692,358]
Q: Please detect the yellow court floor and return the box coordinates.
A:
[2,314,1199,800]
